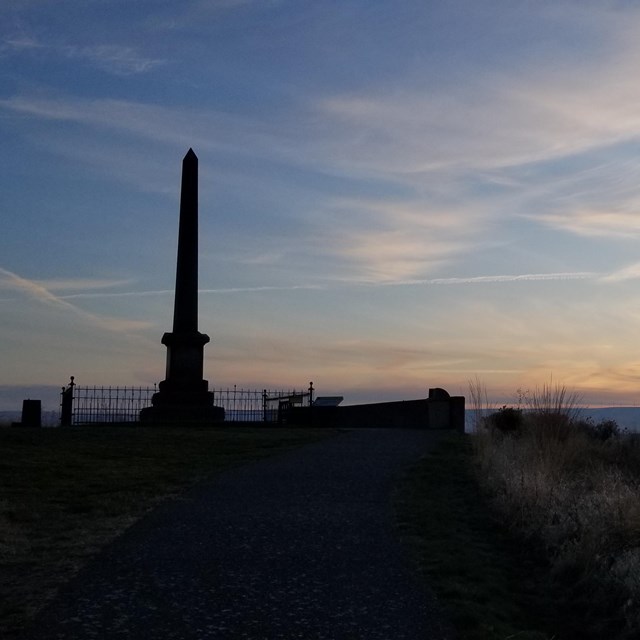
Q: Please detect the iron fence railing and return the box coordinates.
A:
[216,387,313,422]
[61,382,156,425]
[60,378,314,425]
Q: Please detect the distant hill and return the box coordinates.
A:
[0,411,20,425]
[0,410,59,427]
[582,407,640,432]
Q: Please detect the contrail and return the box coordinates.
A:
[57,284,328,300]
[56,272,597,298]
[0,266,150,332]
[58,289,174,300]
[2,270,599,303]
[379,272,599,286]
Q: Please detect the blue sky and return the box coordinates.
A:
[3,0,640,410]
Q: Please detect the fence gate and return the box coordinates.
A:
[263,382,314,423]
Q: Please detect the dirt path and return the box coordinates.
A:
[22,429,453,639]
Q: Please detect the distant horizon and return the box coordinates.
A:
[2,381,640,415]
[4,398,640,435]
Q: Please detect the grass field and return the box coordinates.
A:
[0,424,336,638]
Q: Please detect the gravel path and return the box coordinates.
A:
[23,428,453,639]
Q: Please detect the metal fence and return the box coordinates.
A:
[60,378,313,425]
[61,382,156,425]
[216,387,313,422]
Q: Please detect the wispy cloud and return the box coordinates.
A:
[307,197,493,282]
[192,0,264,11]
[0,267,151,333]
[34,277,133,292]
[1,35,42,53]
[64,44,164,75]
[4,5,640,183]
[599,262,640,283]
[534,209,640,239]
[1,32,163,75]
[317,77,636,177]
[313,11,640,179]
[7,36,639,193]
[331,231,470,283]
[0,95,268,157]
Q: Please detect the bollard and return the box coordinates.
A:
[21,399,42,428]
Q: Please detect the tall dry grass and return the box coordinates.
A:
[473,382,640,637]
[468,375,492,432]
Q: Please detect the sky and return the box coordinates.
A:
[3,0,640,411]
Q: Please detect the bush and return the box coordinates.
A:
[483,406,523,433]
[574,417,620,441]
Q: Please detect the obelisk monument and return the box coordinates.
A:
[141,149,224,423]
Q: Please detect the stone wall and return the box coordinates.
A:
[285,388,465,431]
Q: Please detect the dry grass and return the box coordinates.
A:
[467,375,492,432]
[473,384,640,638]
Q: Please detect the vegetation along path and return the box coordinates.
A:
[22,428,453,640]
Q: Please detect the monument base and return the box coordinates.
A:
[140,386,225,425]
[140,404,225,425]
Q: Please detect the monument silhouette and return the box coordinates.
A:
[141,149,224,424]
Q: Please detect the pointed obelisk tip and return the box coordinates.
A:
[184,148,197,161]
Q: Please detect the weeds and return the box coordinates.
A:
[468,375,491,432]
[474,382,640,638]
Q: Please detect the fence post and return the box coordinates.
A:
[60,376,75,426]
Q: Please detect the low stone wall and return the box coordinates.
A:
[286,388,465,431]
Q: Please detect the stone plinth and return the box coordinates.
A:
[141,330,224,424]
[140,395,224,424]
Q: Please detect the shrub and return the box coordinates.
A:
[574,417,620,441]
[524,382,582,444]
[483,406,523,433]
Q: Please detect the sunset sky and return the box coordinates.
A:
[3,1,640,411]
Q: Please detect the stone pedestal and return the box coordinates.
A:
[141,330,224,423]
[140,396,224,424]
